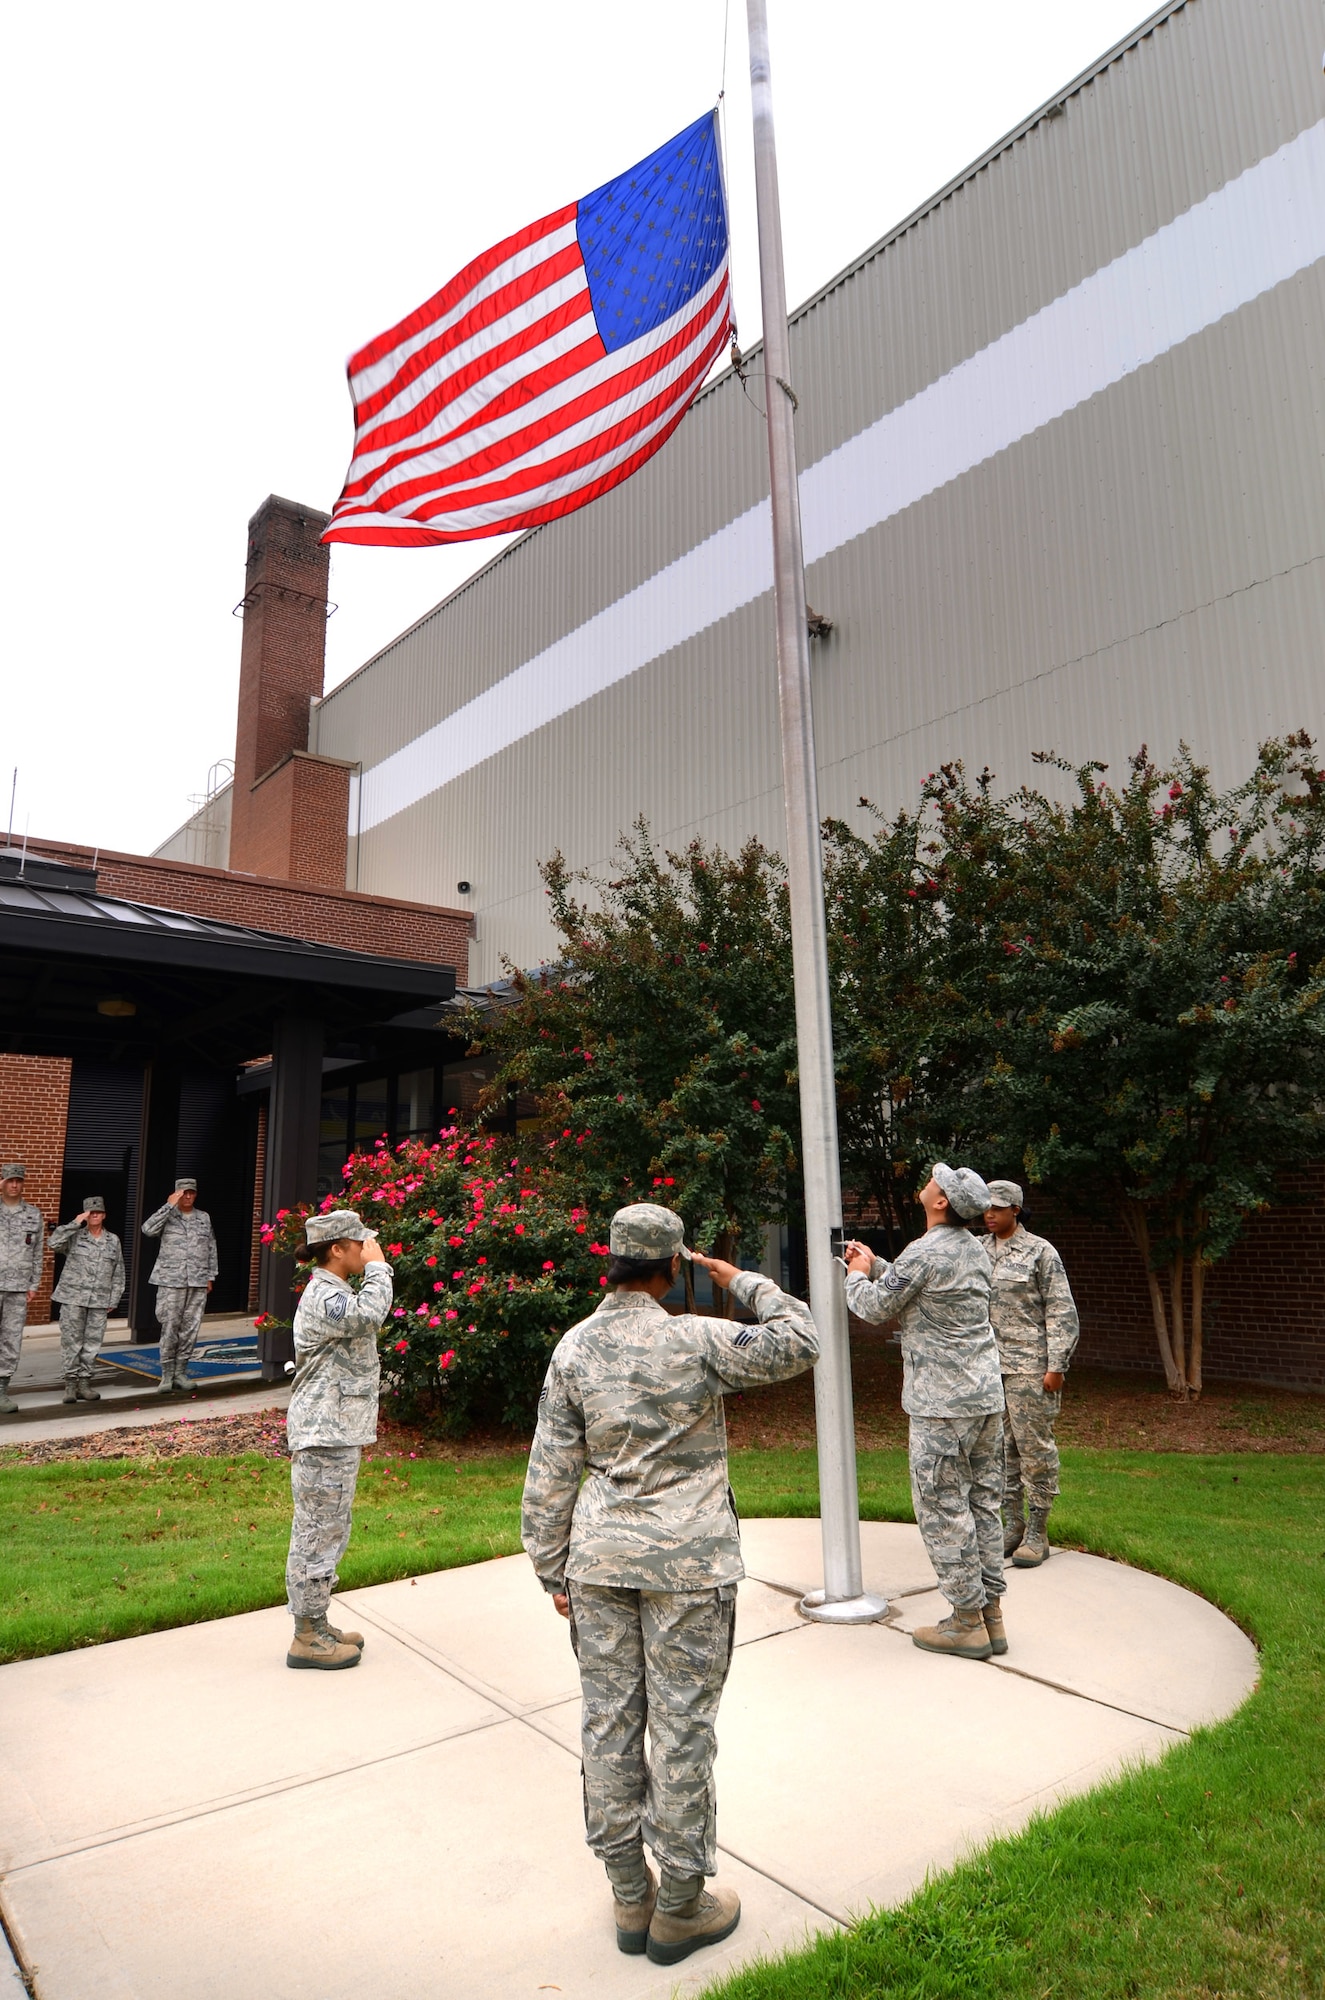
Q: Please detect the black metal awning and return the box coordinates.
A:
[0,869,456,1066]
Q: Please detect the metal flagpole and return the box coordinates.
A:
[744,0,886,1623]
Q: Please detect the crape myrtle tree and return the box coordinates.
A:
[979,737,1325,1398]
[823,765,1018,1249]
[472,823,799,1304]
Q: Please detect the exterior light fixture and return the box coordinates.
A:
[456,880,472,894]
[97,996,136,1017]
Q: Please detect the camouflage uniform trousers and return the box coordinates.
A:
[156,1286,208,1378]
[0,1293,28,1376]
[60,1306,109,1380]
[567,1581,737,1880]
[1002,1373,1063,1510]
[909,1412,1006,1611]
[286,1446,362,1617]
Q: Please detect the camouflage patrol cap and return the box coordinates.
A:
[986,1179,1023,1209]
[1,1164,25,1180]
[932,1161,995,1220]
[609,1202,692,1262]
[174,1178,198,1193]
[83,1196,106,1214]
[304,1208,374,1245]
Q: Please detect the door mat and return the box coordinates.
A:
[98,1336,262,1383]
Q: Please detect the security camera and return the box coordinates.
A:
[457,880,472,894]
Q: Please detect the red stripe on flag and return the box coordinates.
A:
[362,290,730,516]
[346,203,577,378]
[351,243,587,429]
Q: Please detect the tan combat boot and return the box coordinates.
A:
[1013,1503,1052,1568]
[76,1378,101,1402]
[322,1612,365,1651]
[611,1864,658,1955]
[647,1881,741,1966]
[62,1380,79,1405]
[1003,1490,1026,1556]
[982,1599,1008,1655]
[287,1617,362,1670]
[912,1604,993,1661]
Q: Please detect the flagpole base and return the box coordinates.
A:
[798,1589,891,1625]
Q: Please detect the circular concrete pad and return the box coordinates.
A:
[0,1519,1258,1999]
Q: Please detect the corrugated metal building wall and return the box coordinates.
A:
[313,0,1325,984]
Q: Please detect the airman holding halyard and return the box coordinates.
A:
[50,1198,126,1402]
[522,1201,820,1966]
[141,1178,217,1391]
[983,1180,1080,1567]
[845,1162,1007,1661]
[0,1164,44,1414]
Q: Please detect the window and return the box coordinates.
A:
[396,1068,434,1139]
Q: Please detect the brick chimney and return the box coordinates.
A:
[228,495,353,886]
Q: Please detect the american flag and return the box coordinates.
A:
[323,113,731,548]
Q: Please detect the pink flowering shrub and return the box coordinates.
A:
[262,1128,610,1432]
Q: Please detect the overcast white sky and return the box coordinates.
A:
[1,0,1151,855]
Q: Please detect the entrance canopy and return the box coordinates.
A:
[0,853,454,1063]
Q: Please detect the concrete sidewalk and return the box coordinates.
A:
[0,1521,1256,1999]
[2,1316,283,1442]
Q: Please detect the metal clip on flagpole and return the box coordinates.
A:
[745,0,887,1625]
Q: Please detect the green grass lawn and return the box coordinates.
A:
[1,1445,1321,1995]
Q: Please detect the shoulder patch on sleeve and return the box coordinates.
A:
[882,1268,910,1293]
[730,1327,758,1348]
[324,1291,348,1322]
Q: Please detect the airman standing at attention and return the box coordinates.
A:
[50,1198,126,1403]
[522,1202,819,1967]
[844,1162,1006,1662]
[141,1178,217,1392]
[0,1164,44,1415]
[983,1180,1080,1569]
[284,1209,393,1671]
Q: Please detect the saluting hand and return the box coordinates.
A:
[166,1190,182,1208]
[360,1234,386,1266]
[690,1250,740,1290]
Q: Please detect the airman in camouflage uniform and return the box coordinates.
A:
[0,1163,44,1414]
[523,1201,819,1966]
[845,1162,1007,1662]
[50,1198,126,1402]
[284,1208,393,1671]
[141,1178,218,1391]
[983,1179,1080,1568]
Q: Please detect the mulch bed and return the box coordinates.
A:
[3,1337,1323,1466]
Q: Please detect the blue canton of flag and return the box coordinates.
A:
[325,113,732,547]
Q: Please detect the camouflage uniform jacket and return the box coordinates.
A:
[141,1204,218,1287]
[984,1225,1080,1375]
[0,1200,45,1293]
[50,1223,126,1308]
[286,1262,394,1451]
[846,1226,1002,1418]
[522,1269,820,1594]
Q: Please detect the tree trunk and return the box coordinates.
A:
[1120,1201,1185,1394]
[1189,1248,1206,1400]
[1168,1241,1187,1389]
[711,1231,735,1319]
